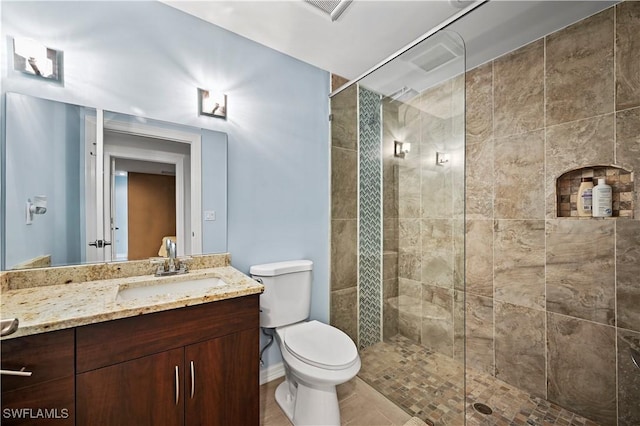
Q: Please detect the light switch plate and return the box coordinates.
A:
[204,210,216,221]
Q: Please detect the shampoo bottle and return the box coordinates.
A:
[577,177,593,217]
[592,178,612,217]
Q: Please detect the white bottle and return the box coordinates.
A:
[577,177,593,217]
[592,178,612,217]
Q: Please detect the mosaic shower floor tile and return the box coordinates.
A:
[358,335,600,426]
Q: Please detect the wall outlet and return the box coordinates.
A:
[204,210,216,221]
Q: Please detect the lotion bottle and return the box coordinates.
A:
[592,178,612,217]
[577,177,593,217]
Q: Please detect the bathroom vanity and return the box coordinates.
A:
[0,254,263,425]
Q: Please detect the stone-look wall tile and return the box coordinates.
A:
[546,220,615,325]
[398,163,421,219]
[398,278,422,343]
[616,1,640,111]
[419,79,453,119]
[383,99,399,221]
[331,74,349,92]
[494,302,546,397]
[383,252,398,284]
[466,294,494,375]
[398,248,421,282]
[331,147,357,219]
[547,313,616,425]
[466,134,494,219]
[494,130,545,219]
[466,62,493,139]
[331,219,357,291]
[453,290,464,363]
[616,107,640,218]
[383,161,398,220]
[617,220,640,332]
[466,219,493,297]
[331,85,357,150]
[399,219,421,249]
[546,9,614,126]
[421,284,454,357]
[421,219,453,289]
[453,218,465,292]
[493,39,544,138]
[617,328,640,426]
[383,297,399,340]
[421,141,453,219]
[331,287,358,344]
[383,217,398,253]
[493,220,545,310]
[545,114,615,218]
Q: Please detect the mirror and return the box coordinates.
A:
[2,92,227,270]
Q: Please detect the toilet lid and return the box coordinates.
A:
[284,321,358,370]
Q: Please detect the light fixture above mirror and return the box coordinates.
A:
[12,37,62,82]
[198,88,227,119]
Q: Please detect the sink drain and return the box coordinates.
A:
[472,402,493,415]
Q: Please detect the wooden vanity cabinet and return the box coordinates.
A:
[0,329,75,425]
[75,295,259,426]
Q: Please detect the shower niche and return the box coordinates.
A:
[556,165,635,218]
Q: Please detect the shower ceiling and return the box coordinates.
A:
[162,1,618,81]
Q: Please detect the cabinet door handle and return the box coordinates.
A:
[175,365,179,405]
[190,361,195,399]
[1,368,33,377]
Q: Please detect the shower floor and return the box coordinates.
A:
[358,335,600,426]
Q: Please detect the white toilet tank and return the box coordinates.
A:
[250,260,313,328]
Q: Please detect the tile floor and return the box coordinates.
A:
[260,375,412,426]
[261,335,601,426]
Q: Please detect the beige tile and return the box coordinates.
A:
[465,219,493,297]
[616,107,640,218]
[332,147,358,219]
[453,290,465,363]
[547,313,616,425]
[332,219,357,291]
[421,284,454,357]
[383,252,398,283]
[493,220,545,310]
[398,163,421,219]
[616,1,640,111]
[466,62,493,140]
[545,114,615,218]
[331,287,358,343]
[383,296,399,339]
[494,130,545,219]
[493,39,544,137]
[494,301,546,398]
[546,8,614,125]
[398,248,421,282]
[384,217,399,253]
[399,219,421,248]
[617,328,640,425]
[331,85,358,150]
[466,293,494,375]
[341,378,411,426]
[546,219,615,325]
[421,219,453,289]
[616,220,640,332]
[420,162,453,220]
[398,278,422,342]
[465,134,494,219]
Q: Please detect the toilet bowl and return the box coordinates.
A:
[251,260,360,426]
[274,321,360,426]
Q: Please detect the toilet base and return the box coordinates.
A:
[275,379,341,426]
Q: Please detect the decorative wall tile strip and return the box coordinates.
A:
[358,87,383,348]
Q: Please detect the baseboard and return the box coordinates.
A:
[260,362,285,385]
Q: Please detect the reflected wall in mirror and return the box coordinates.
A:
[2,93,228,270]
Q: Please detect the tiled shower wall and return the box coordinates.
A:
[465,3,640,425]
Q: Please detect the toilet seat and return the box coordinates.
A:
[283,320,358,370]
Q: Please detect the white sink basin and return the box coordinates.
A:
[116,276,227,301]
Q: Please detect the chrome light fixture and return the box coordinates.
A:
[12,38,62,82]
[394,141,411,159]
[198,88,227,119]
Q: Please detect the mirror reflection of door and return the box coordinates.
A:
[112,160,177,261]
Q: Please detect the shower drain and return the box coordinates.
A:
[472,402,493,415]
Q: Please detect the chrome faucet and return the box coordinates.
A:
[166,239,177,272]
[151,240,190,277]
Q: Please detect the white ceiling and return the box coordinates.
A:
[162,0,618,85]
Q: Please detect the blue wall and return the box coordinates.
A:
[1,1,330,368]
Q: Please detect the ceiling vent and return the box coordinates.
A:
[407,43,459,74]
[304,0,353,21]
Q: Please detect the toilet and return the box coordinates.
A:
[251,260,360,426]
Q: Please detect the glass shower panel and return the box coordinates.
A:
[355,30,467,425]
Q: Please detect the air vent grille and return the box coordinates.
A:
[304,0,353,21]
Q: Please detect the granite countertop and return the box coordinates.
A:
[1,265,263,339]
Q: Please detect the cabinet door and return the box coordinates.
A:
[76,348,184,426]
[185,328,259,426]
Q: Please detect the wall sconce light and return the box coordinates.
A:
[394,141,411,158]
[26,196,47,225]
[436,152,450,166]
[198,88,227,119]
[12,38,62,82]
